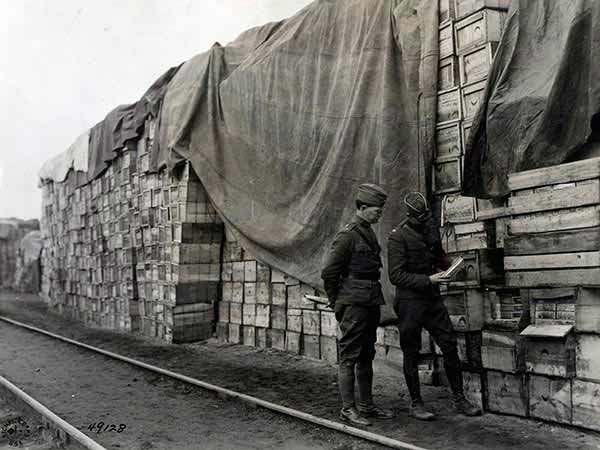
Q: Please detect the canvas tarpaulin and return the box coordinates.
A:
[38,129,90,183]
[87,66,181,180]
[464,0,600,198]
[157,0,439,306]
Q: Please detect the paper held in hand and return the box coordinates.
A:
[441,256,464,279]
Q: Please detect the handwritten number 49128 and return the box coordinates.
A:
[87,422,126,434]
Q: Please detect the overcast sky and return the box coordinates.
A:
[0,0,313,220]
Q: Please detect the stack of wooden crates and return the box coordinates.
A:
[39,118,223,343]
[500,157,600,431]
[435,0,510,409]
[216,232,339,363]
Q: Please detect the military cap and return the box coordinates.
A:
[404,191,430,215]
[356,183,388,207]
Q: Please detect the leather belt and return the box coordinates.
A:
[346,273,380,281]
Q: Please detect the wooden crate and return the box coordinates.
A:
[437,88,462,124]
[270,329,286,351]
[522,288,576,325]
[255,304,270,328]
[302,310,321,335]
[270,305,287,330]
[455,9,506,54]
[242,325,256,346]
[485,371,529,417]
[320,336,339,364]
[508,179,600,216]
[439,0,455,24]
[442,221,495,253]
[285,331,302,354]
[505,225,600,254]
[439,56,460,91]
[436,121,462,159]
[439,22,455,59]
[459,42,497,86]
[384,326,400,348]
[434,156,463,194]
[320,311,338,337]
[572,379,600,432]
[486,287,522,321]
[442,195,476,224]
[453,0,510,20]
[461,79,487,120]
[461,119,474,150]
[302,335,320,359]
[507,268,600,288]
[576,287,600,332]
[228,323,242,344]
[529,375,572,424]
[287,308,303,333]
[521,324,576,378]
[576,334,600,382]
[443,289,485,331]
[481,328,525,372]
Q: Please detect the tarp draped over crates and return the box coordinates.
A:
[38,129,90,183]
[157,0,440,305]
[13,231,43,293]
[463,0,600,198]
[87,66,182,181]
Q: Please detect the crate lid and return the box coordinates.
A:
[520,324,573,338]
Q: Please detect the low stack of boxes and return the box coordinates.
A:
[217,231,338,363]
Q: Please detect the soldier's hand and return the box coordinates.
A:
[429,272,451,285]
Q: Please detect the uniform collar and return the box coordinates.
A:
[352,213,372,228]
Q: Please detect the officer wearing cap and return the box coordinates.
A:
[387,191,481,420]
[321,183,394,426]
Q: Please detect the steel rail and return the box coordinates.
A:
[0,315,430,450]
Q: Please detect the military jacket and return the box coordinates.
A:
[321,215,384,306]
[387,217,450,301]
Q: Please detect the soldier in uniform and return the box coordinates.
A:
[387,191,481,420]
[321,183,394,426]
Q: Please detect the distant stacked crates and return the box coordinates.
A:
[39,117,223,344]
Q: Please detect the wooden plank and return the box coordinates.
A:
[506,268,600,288]
[270,329,286,351]
[508,157,600,192]
[320,311,338,337]
[485,371,528,417]
[505,226,600,256]
[529,375,572,424]
[454,221,486,234]
[454,0,510,20]
[520,324,573,338]
[505,251,600,271]
[287,309,303,333]
[508,180,600,215]
[508,205,600,236]
[572,379,600,432]
[576,334,600,382]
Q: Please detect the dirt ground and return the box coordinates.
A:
[1,289,600,450]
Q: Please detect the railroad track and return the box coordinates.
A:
[0,315,429,450]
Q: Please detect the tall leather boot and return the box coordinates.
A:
[444,353,481,417]
[338,362,370,426]
[356,361,393,419]
[403,352,435,420]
